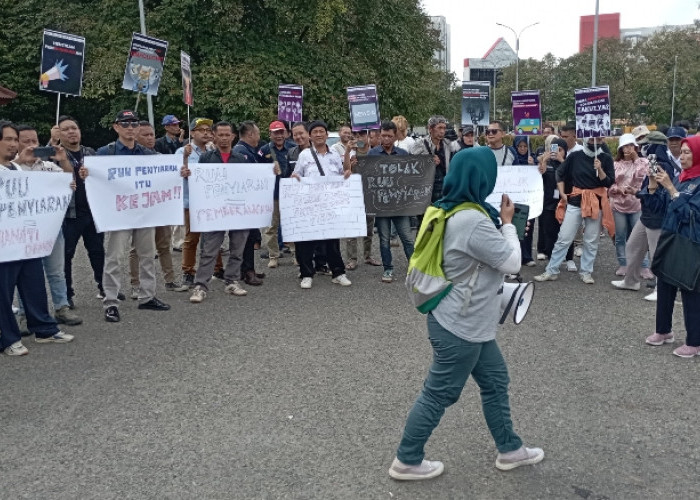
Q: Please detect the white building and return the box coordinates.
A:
[462,37,516,84]
[620,24,695,46]
[430,16,451,73]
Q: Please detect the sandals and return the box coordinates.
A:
[365,258,381,267]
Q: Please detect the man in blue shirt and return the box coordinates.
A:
[368,121,414,283]
[90,110,171,322]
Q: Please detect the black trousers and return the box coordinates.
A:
[296,239,345,278]
[241,230,258,274]
[62,214,105,298]
[538,210,573,260]
[656,279,700,346]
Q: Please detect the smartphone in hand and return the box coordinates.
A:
[33,146,56,159]
[512,203,530,240]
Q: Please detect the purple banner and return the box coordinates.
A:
[347,84,381,132]
[461,82,490,127]
[511,90,542,135]
[278,84,303,122]
[574,86,611,138]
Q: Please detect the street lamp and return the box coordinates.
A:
[496,21,540,92]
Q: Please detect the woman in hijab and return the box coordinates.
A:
[645,135,700,357]
[513,136,536,266]
[389,147,544,481]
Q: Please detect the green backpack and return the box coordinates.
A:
[406,202,489,314]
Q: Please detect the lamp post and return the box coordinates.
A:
[496,21,539,92]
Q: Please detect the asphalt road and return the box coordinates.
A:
[2,233,699,499]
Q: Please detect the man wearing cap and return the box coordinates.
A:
[291,120,353,289]
[175,118,224,287]
[155,115,185,155]
[259,120,294,269]
[666,126,687,173]
[455,125,475,151]
[85,110,171,322]
[632,125,650,145]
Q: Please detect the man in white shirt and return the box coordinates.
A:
[331,124,352,157]
[291,120,353,289]
[484,121,515,166]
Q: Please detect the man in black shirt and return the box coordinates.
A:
[154,115,184,154]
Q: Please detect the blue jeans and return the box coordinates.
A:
[375,216,414,271]
[546,204,602,275]
[396,314,522,464]
[18,230,69,314]
[612,210,647,267]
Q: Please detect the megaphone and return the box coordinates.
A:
[498,281,535,325]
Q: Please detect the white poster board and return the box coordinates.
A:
[279,175,367,242]
[84,155,184,232]
[0,171,73,263]
[187,163,275,232]
[486,165,544,218]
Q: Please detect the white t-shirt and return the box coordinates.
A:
[395,136,415,152]
[331,142,346,157]
[293,146,344,177]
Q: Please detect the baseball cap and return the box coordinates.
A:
[461,125,474,134]
[617,133,637,151]
[189,118,213,131]
[631,125,650,141]
[114,110,138,122]
[162,115,181,126]
[666,126,687,139]
[269,120,286,132]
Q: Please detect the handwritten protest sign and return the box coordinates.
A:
[279,175,367,242]
[84,155,184,232]
[187,163,275,232]
[355,155,435,216]
[485,165,544,218]
[0,171,73,263]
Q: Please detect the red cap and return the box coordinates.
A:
[269,120,286,132]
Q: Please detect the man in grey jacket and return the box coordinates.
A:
[411,115,458,202]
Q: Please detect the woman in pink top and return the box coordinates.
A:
[609,134,649,276]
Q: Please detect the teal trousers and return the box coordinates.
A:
[396,313,523,464]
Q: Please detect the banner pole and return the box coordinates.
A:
[134,92,141,113]
[187,105,191,143]
[55,93,61,125]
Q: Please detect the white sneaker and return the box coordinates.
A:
[331,274,352,286]
[388,457,444,481]
[267,257,278,269]
[574,246,583,257]
[580,273,595,284]
[644,290,657,302]
[300,277,313,289]
[130,287,139,300]
[534,272,558,282]
[12,305,19,314]
[611,280,640,291]
[536,253,547,261]
[566,260,578,272]
[225,281,247,296]
[189,286,207,303]
[4,341,28,356]
[34,331,74,344]
[495,446,544,471]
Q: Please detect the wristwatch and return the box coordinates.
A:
[672,191,681,200]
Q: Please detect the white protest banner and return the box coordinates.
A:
[187,163,275,232]
[485,165,544,218]
[84,155,184,232]
[279,175,367,242]
[0,171,73,263]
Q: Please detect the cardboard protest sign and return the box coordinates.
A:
[347,85,381,132]
[187,163,275,232]
[0,171,73,263]
[279,175,367,242]
[278,84,303,122]
[39,30,85,96]
[511,91,542,135]
[461,81,490,127]
[84,155,184,232]
[485,165,544,218]
[181,51,193,106]
[122,33,168,96]
[355,155,435,216]
[575,86,611,138]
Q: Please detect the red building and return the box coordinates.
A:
[580,13,620,52]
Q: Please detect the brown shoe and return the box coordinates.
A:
[244,270,263,286]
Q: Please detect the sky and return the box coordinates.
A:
[421,0,699,75]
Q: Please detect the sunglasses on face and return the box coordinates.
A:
[485,129,501,135]
[117,121,140,128]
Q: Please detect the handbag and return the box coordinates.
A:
[651,211,700,292]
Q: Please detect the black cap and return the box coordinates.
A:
[115,110,139,122]
[308,120,328,133]
[461,125,474,134]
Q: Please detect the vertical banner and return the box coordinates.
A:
[181,51,193,106]
[0,171,73,263]
[278,84,303,122]
[122,33,169,96]
[347,85,381,132]
[511,90,542,135]
[84,155,184,232]
[461,82,490,127]
[39,30,86,96]
[574,86,611,138]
